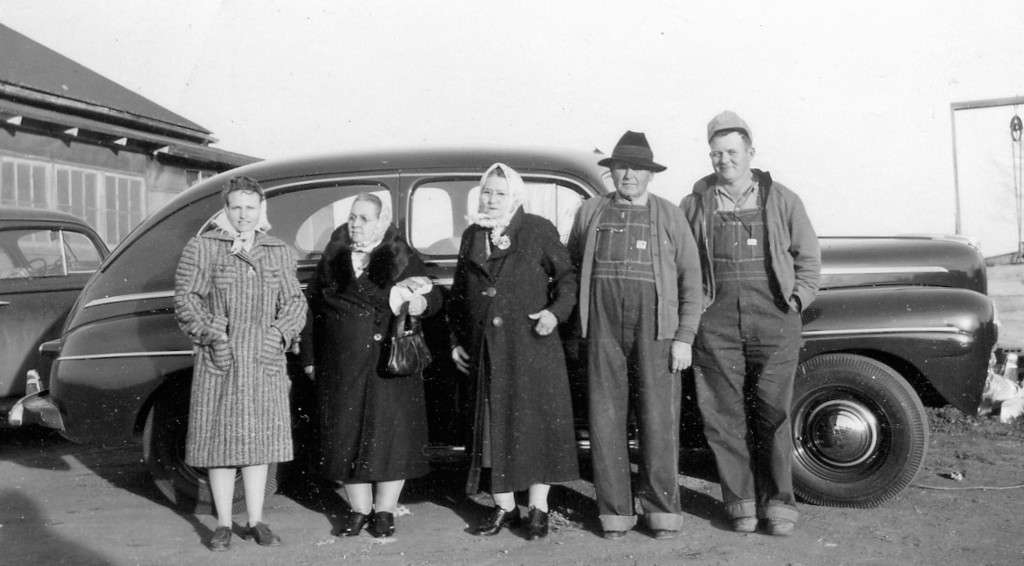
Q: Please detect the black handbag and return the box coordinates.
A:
[385,301,433,377]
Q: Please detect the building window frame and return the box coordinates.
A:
[0,155,146,246]
[0,156,50,209]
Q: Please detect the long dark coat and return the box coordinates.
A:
[174,231,308,467]
[300,225,441,482]
[449,209,580,493]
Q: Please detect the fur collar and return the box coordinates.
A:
[320,224,411,291]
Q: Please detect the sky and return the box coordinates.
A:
[5,0,1024,255]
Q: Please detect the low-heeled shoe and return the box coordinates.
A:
[368,511,396,538]
[208,526,232,551]
[652,529,676,540]
[334,511,370,537]
[473,506,520,536]
[242,522,282,546]
[525,507,549,540]
[766,518,795,536]
[602,529,627,540]
[732,517,758,533]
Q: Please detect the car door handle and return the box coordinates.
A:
[0,301,9,307]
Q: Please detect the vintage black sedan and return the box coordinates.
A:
[12,147,1000,513]
[1,206,108,422]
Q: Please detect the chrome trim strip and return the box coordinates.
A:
[803,326,963,338]
[821,266,949,275]
[84,290,174,308]
[83,284,314,309]
[57,350,191,362]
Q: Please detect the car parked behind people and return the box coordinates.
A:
[1,206,108,423]
[11,147,1002,514]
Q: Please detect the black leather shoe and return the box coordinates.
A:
[208,526,232,551]
[473,506,520,536]
[652,529,676,540]
[368,511,395,538]
[334,511,370,537]
[526,507,549,540]
[603,529,627,540]
[242,522,282,546]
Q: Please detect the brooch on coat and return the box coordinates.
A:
[491,232,511,250]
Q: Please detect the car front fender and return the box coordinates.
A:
[801,286,997,414]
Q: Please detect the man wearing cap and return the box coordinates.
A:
[680,111,820,536]
[568,131,702,540]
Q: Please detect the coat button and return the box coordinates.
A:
[373,333,383,341]
[491,317,503,327]
[483,287,497,297]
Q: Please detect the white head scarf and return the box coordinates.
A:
[210,197,271,255]
[467,162,525,232]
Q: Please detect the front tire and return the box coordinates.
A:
[142,397,278,514]
[791,354,928,508]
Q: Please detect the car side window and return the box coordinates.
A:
[63,231,104,274]
[0,245,29,279]
[5,229,56,277]
[409,177,585,257]
[260,184,393,265]
[0,228,105,279]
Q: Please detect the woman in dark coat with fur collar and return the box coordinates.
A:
[450,163,580,540]
[300,193,441,538]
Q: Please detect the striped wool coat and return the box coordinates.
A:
[174,230,308,467]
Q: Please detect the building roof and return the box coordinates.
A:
[0,23,259,169]
[0,22,211,141]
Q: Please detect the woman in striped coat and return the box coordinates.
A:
[174,176,307,551]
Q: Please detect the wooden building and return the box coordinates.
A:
[0,23,259,246]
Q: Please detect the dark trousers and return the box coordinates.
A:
[587,278,682,532]
[693,307,801,522]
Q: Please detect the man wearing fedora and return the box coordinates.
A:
[680,111,820,536]
[568,131,702,540]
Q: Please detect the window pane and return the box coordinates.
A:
[17,163,30,202]
[410,184,462,256]
[105,209,117,243]
[522,182,584,244]
[408,177,586,255]
[63,231,104,273]
[3,159,52,209]
[1,162,14,204]
[100,173,145,245]
[57,169,70,210]
[283,186,392,257]
[13,229,62,277]
[32,165,47,207]
[84,173,98,228]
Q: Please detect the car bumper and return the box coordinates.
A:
[8,375,65,431]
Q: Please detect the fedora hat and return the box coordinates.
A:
[597,130,666,172]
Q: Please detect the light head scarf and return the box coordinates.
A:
[210,195,271,255]
[467,163,525,250]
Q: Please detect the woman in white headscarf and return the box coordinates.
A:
[300,193,441,539]
[174,176,307,550]
[449,163,579,540]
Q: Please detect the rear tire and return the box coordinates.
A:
[791,354,928,508]
[142,397,277,514]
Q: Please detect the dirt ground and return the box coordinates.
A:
[3,265,1024,566]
